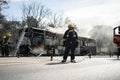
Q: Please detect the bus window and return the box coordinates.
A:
[32,35,43,46]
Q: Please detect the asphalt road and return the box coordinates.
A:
[0,56,120,80]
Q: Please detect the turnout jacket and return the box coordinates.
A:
[63,29,78,47]
[0,38,10,47]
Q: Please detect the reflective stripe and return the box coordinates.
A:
[66,29,76,38]
[67,35,69,38]
[1,39,9,47]
[74,34,76,37]
[69,30,74,32]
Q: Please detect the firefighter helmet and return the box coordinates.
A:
[68,24,74,28]
[6,33,12,37]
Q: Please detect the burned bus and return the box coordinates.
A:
[18,27,96,56]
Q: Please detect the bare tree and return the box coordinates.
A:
[0,0,8,14]
[0,0,8,23]
[0,0,9,39]
[21,2,51,28]
[48,11,71,28]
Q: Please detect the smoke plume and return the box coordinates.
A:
[89,25,116,53]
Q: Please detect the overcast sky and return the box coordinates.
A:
[2,0,120,37]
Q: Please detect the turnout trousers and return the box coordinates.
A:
[1,46,9,57]
[63,45,76,61]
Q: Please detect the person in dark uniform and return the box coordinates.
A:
[0,33,11,57]
[62,24,78,63]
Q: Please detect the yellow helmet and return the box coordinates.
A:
[68,24,74,28]
[6,33,12,37]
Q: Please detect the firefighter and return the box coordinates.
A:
[0,33,11,57]
[62,24,78,63]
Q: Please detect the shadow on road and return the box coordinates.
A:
[46,62,69,65]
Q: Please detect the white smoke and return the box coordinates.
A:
[90,25,116,53]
